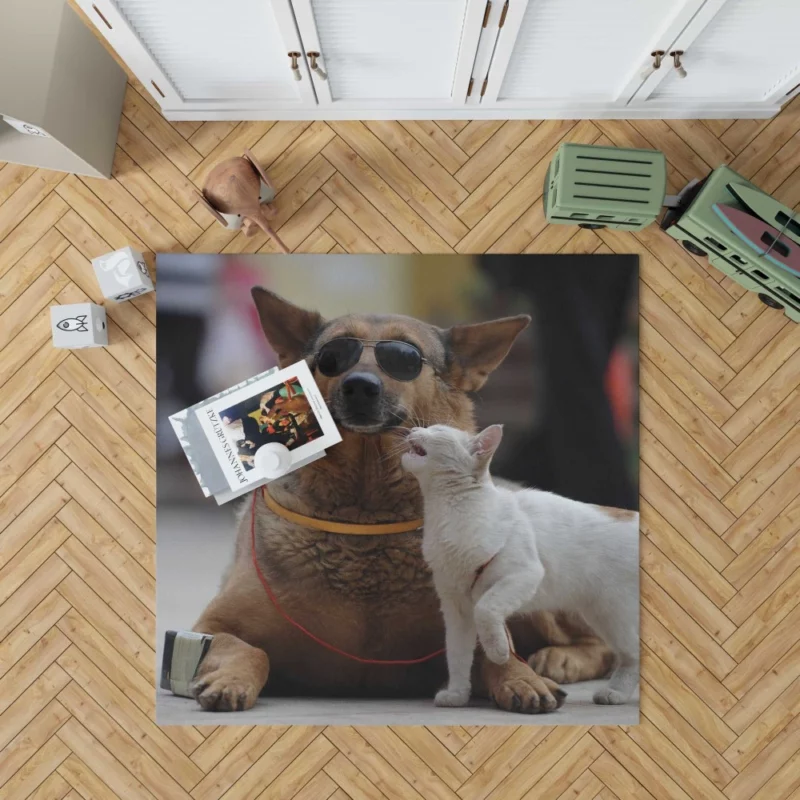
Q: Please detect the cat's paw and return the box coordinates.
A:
[593,686,627,705]
[477,624,510,665]
[435,687,471,707]
[482,637,510,665]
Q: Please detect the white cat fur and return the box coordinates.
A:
[401,424,639,707]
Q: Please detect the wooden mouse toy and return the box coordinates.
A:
[196,149,289,253]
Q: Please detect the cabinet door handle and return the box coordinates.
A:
[288,52,302,81]
[640,51,665,81]
[670,50,687,79]
[307,52,328,81]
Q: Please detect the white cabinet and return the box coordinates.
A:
[631,0,800,109]
[80,0,316,111]
[480,0,706,107]
[76,0,800,120]
[290,0,486,108]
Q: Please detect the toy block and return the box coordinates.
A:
[91,246,154,301]
[50,302,107,348]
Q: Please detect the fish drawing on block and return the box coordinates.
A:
[713,204,800,278]
[57,315,89,332]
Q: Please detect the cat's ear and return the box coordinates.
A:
[471,425,504,457]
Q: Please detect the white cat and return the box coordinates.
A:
[401,423,639,708]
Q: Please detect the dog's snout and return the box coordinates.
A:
[341,372,383,410]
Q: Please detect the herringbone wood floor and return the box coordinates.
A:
[2,61,800,798]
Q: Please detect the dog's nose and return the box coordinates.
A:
[341,372,383,411]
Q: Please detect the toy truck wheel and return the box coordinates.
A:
[682,240,707,257]
[578,223,606,230]
[758,293,784,310]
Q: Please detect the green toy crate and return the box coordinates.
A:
[661,165,800,322]
[544,143,667,231]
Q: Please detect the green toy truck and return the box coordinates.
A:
[660,165,800,322]
[544,142,800,322]
[543,143,666,232]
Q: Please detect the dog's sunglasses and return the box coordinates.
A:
[314,337,430,382]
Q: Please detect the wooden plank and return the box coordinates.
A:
[364,120,469,210]
[328,121,467,246]
[187,121,238,157]
[122,84,202,175]
[457,121,599,251]
[0,264,69,352]
[57,571,154,679]
[641,499,736,609]
[322,208,382,254]
[0,169,65,243]
[111,148,202,248]
[296,226,337,254]
[0,228,68,316]
[454,121,506,155]
[0,192,68,277]
[640,356,735,464]
[666,119,735,169]
[399,121,469,174]
[266,121,336,192]
[0,163,36,205]
[435,120,470,138]
[455,119,575,228]
[323,137,450,252]
[322,174,414,253]
[116,115,201,211]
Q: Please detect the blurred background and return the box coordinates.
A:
[155,254,638,687]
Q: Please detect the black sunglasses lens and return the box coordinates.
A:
[375,341,423,381]
[317,339,363,377]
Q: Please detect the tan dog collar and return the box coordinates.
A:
[262,486,423,535]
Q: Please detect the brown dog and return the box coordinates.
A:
[191,288,613,712]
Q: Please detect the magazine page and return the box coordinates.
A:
[194,360,341,492]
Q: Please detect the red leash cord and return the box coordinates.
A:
[250,490,446,665]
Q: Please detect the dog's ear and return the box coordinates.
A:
[443,315,530,391]
[251,287,324,366]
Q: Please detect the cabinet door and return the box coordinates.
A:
[75,0,316,112]
[481,0,707,108]
[633,0,800,108]
[289,0,486,109]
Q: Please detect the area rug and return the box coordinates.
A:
[155,254,639,725]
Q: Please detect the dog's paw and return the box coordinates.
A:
[529,646,593,684]
[492,674,566,714]
[593,686,627,705]
[190,670,260,712]
[435,687,471,707]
